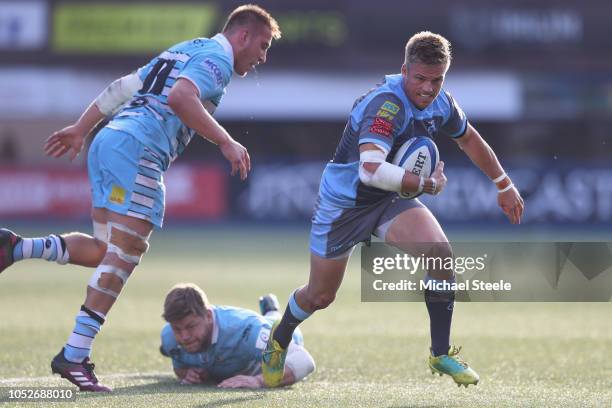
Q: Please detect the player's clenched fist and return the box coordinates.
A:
[424,161,447,195]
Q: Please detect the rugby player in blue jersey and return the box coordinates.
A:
[263,31,524,388]
[0,5,280,392]
[160,284,314,388]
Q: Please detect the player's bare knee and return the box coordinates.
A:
[91,238,108,264]
[96,272,126,294]
[107,223,150,264]
[310,292,336,310]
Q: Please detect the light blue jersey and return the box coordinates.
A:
[322,74,468,208]
[160,306,304,381]
[106,34,234,170]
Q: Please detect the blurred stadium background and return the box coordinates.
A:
[1,1,611,406]
[1,0,611,232]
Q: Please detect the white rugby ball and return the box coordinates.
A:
[392,136,439,199]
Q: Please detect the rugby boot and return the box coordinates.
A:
[51,348,112,392]
[259,293,280,316]
[261,321,287,387]
[429,345,479,387]
[0,228,21,274]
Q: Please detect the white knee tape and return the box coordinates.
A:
[107,222,150,261]
[107,222,150,242]
[88,264,131,298]
[107,243,143,264]
[93,221,108,243]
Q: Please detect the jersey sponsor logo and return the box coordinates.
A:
[381,100,400,115]
[256,327,271,350]
[376,109,396,120]
[109,185,126,205]
[202,58,223,87]
[369,117,394,137]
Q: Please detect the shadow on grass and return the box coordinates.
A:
[74,374,292,407]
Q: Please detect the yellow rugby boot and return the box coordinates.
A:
[429,345,479,387]
[261,321,287,387]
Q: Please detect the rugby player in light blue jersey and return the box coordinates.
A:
[0,5,281,392]
[160,284,314,388]
[263,32,524,388]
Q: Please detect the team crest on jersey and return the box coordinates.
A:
[423,119,437,136]
[256,328,270,350]
[109,185,126,205]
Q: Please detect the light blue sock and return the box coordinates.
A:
[12,235,68,264]
[64,309,105,363]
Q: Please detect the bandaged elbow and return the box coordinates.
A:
[359,150,405,192]
[95,72,143,115]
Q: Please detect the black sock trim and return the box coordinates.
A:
[57,235,67,252]
[80,305,105,325]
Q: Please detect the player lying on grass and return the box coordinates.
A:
[160,283,315,388]
[0,5,280,392]
[262,31,524,388]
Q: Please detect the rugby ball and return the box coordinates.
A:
[392,136,439,199]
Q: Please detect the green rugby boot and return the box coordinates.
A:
[261,321,287,387]
[429,345,479,387]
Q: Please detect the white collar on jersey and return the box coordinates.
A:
[210,306,219,345]
[211,33,236,74]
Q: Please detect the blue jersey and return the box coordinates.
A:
[321,74,467,208]
[160,306,304,381]
[106,34,234,170]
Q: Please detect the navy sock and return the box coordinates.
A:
[273,291,312,349]
[425,288,455,357]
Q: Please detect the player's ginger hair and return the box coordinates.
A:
[404,31,452,67]
[223,4,282,40]
[163,283,211,322]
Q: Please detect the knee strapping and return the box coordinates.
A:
[106,222,150,265]
[93,221,108,243]
[88,264,132,298]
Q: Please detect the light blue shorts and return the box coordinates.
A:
[88,127,166,228]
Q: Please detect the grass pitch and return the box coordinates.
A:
[0,225,610,407]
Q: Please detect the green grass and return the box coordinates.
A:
[0,226,611,407]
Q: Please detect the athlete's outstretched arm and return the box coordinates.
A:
[455,123,524,224]
[217,367,296,389]
[168,78,251,180]
[44,72,142,160]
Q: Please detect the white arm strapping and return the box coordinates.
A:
[359,149,405,192]
[284,343,316,382]
[94,72,143,115]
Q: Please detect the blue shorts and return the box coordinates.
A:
[88,128,166,228]
[310,193,423,259]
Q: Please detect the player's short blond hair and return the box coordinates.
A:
[163,283,211,322]
[404,31,452,67]
[223,4,281,40]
